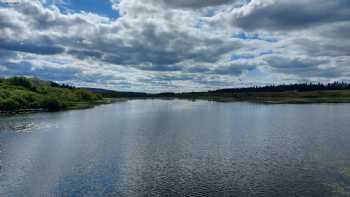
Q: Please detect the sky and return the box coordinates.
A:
[0,0,349,92]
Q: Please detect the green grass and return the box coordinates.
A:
[0,77,103,112]
[342,168,350,179]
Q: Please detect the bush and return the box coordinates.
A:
[75,89,99,101]
[0,98,20,111]
[12,95,27,105]
[42,97,64,111]
[0,77,104,112]
[0,90,11,99]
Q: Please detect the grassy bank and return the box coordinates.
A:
[83,83,350,104]
[0,77,105,114]
[167,90,350,104]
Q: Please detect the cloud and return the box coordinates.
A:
[112,0,242,13]
[68,49,102,59]
[0,0,349,91]
[264,55,350,79]
[0,49,17,59]
[153,0,241,9]
[0,61,81,81]
[0,39,64,55]
[211,62,257,76]
[265,56,326,74]
[228,0,350,31]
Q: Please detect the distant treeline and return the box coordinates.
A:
[83,82,350,98]
[144,82,350,103]
[83,88,149,98]
[49,81,76,89]
[211,82,350,94]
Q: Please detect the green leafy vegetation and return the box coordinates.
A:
[0,77,103,112]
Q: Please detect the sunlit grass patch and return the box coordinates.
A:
[326,167,350,197]
[329,184,350,197]
[341,168,350,179]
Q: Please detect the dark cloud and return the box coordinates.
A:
[68,49,103,59]
[293,38,350,57]
[211,63,257,75]
[138,64,184,72]
[263,56,346,78]
[0,49,17,59]
[231,0,350,31]
[321,23,350,40]
[0,61,80,81]
[0,39,65,55]
[266,56,325,71]
[186,66,211,73]
[156,0,240,9]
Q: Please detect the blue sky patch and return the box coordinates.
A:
[232,32,278,43]
[47,0,119,18]
[231,54,255,61]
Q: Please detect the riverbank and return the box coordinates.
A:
[2,92,350,116]
[137,90,350,104]
[0,98,125,116]
[183,96,350,104]
[0,77,131,116]
[2,77,350,116]
[0,77,108,114]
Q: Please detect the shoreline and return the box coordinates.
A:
[0,108,48,116]
[1,97,350,116]
[0,98,127,116]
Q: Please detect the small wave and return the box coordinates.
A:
[0,121,50,133]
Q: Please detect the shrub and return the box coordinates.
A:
[42,97,63,111]
[7,77,34,90]
[75,89,98,101]
[0,98,20,111]
[0,77,104,112]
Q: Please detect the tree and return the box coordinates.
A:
[7,77,34,90]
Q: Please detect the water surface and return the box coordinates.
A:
[0,100,350,196]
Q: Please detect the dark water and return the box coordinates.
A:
[0,100,350,197]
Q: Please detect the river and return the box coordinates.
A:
[0,100,349,196]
